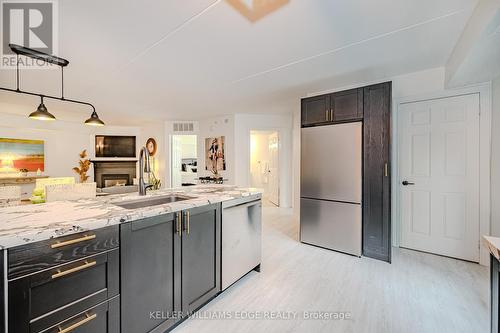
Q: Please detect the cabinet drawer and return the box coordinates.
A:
[8,225,119,280]
[9,249,119,333]
[35,296,120,333]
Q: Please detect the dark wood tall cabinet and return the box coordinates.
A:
[300,82,392,263]
[362,82,391,262]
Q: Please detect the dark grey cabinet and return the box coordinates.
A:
[7,226,120,333]
[492,255,500,333]
[120,204,221,333]
[362,82,391,262]
[301,94,331,126]
[331,88,363,122]
[301,88,363,126]
[120,213,180,333]
[181,204,221,314]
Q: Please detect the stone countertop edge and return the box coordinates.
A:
[483,236,500,261]
[0,185,262,250]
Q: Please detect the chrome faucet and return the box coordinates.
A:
[138,146,151,195]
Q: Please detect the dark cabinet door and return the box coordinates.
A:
[492,255,500,333]
[362,82,391,262]
[301,95,331,126]
[181,204,221,314]
[120,213,181,333]
[331,88,363,122]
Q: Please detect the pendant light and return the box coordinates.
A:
[84,110,105,126]
[28,96,56,121]
[1,44,105,126]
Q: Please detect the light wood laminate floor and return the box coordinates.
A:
[174,206,489,333]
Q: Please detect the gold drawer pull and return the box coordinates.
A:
[58,313,97,333]
[176,212,182,237]
[51,234,96,249]
[52,260,96,279]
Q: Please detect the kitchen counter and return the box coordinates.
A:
[484,235,500,260]
[0,185,262,249]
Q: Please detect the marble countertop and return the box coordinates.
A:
[483,236,500,260]
[0,185,262,250]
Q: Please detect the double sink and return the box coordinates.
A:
[113,194,194,210]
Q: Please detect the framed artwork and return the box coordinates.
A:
[0,138,45,172]
[205,136,226,172]
[146,138,157,157]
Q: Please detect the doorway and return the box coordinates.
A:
[250,130,279,206]
[398,93,480,262]
[170,135,197,188]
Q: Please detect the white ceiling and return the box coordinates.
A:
[0,0,479,125]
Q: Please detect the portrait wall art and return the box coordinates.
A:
[205,136,226,173]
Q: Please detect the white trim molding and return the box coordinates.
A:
[392,82,492,266]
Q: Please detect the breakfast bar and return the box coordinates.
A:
[0,185,262,333]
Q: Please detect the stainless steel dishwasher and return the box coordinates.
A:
[221,194,262,290]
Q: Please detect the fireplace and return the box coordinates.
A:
[93,161,136,188]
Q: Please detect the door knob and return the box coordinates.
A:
[402,180,415,186]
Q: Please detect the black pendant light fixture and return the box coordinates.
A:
[0,44,105,126]
[28,96,56,121]
[85,110,105,126]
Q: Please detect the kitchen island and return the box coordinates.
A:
[0,185,262,333]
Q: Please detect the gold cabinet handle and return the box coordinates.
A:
[176,212,182,237]
[384,163,388,177]
[186,211,190,235]
[51,234,96,249]
[58,313,96,333]
[330,109,333,121]
[325,110,329,121]
[52,260,96,279]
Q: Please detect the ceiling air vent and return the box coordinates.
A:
[172,122,196,133]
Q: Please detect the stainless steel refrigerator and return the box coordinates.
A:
[300,122,362,256]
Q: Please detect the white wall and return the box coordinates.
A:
[195,113,293,207]
[0,108,140,180]
[0,104,171,192]
[491,76,500,236]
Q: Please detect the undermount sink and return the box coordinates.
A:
[113,195,193,210]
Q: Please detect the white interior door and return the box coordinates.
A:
[268,132,279,206]
[399,94,480,262]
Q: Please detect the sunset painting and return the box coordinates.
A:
[0,138,45,173]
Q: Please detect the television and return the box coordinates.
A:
[95,136,136,158]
